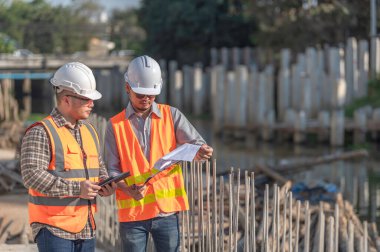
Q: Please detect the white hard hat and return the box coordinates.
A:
[50,62,102,100]
[124,55,162,95]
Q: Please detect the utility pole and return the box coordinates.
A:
[370,0,377,37]
[370,0,379,78]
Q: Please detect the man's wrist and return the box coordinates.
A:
[69,181,81,196]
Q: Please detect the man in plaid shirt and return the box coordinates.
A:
[21,62,115,252]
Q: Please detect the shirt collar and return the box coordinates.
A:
[125,102,162,119]
[50,107,83,129]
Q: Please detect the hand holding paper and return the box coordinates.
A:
[194,144,213,161]
[153,143,202,171]
[143,143,202,185]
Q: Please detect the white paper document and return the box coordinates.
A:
[153,143,201,171]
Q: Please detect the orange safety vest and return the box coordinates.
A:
[27,116,100,233]
[110,104,189,222]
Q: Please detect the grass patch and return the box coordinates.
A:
[345,78,380,117]
[27,113,45,122]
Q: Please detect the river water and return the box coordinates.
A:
[191,119,380,226]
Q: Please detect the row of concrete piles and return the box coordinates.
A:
[154,37,380,146]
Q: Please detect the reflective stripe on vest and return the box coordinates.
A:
[111,104,189,222]
[27,116,100,233]
[29,195,95,206]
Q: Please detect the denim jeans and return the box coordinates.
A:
[36,228,95,252]
[119,213,180,252]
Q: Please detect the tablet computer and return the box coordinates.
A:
[98,172,131,187]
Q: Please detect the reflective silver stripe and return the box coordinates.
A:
[42,119,64,171]
[29,195,95,206]
[48,168,100,179]
[83,123,100,154]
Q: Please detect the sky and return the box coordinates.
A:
[47,0,140,12]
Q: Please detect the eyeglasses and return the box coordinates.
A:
[66,95,93,104]
[134,93,155,99]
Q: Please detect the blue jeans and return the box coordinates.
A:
[119,214,180,252]
[36,228,95,252]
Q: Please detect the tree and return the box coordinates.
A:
[0,33,16,53]
[246,0,373,52]
[139,0,256,65]
[0,0,106,54]
[109,8,146,55]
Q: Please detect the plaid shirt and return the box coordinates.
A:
[20,108,108,241]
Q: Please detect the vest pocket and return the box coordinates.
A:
[47,205,76,216]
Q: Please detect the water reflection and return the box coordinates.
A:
[192,119,380,226]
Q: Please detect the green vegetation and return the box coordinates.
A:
[27,113,45,123]
[0,0,376,65]
[345,79,380,118]
[139,0,255,65]
[0,0,103,54]
[0,32,16,52]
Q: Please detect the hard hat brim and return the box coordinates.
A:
[81,90,102,100]
[131,86,161,96]
[50,78,102,100]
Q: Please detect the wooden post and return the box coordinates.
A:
[294,111,307,144]
[318,111,330,143]
[348,221,354,252]
[21,77,31,120]
[190,163,195,252]
[198,163,204,252]
[169,60,178,106]
[193,64,205,116]
[288,192,293,252]
[228,173,233,252]
[212,160,218,252]
[243,47,252,66]
[345,38,358,104]
[232,47,241,70]
[364,221,368,252]
[272,184,278,252]
[234,66,248,137]
[247,65,258,129]
[224,71,236,128]
[261,110,275,141]
[277,49,291,122]
[306,47,321,117]
[251,173,256,252]
[354,108,367,144]
[329,47,347,109]
[172,70,183,110]
[182,65,193,114]
[358,40,369,99]
[210,48,218,67]
[327,216,334,252]
[233,169,240,252]
[211,66,225,133]
[205,162,211,252]
[370,37,380,79]
[158,59,168,104]
[244,173,250,252]
[304,202,310,252]
[219,176,225,252]
[330,110,345,146]
[371,108,380,140]
[221,47,229,69]
[265,65,275,114]
[294,201,301,252]
[332,206,339,252]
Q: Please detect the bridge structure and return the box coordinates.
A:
[0,55,132,116]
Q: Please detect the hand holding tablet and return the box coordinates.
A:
[98,172,131,187]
